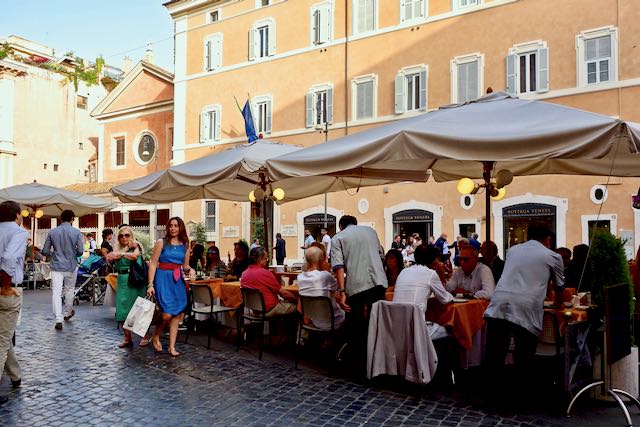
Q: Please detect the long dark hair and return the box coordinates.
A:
[164,217,189,246]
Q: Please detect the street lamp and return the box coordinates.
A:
[456,162,513,238]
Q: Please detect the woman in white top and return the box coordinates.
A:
[297,246,345,330]
[393,244,452,339]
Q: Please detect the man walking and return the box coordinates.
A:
[0,201,28,405]
[331,215,387,376]
[320,228,331,260]
[42,210,83,330]
[300,228,315,250]
[273,233,286,265]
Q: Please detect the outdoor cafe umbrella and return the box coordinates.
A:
[0,181,115,244]
[110,139,418,256]
[266,91,640,239]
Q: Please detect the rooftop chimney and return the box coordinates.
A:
[144,42,154,64]
[122,56,132,73]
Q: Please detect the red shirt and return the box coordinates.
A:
[240,264,282,311]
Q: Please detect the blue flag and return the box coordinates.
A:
[242,101,258,144]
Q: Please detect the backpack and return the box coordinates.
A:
[128,255,148,288]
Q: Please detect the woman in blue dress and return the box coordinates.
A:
[147,217,194,356]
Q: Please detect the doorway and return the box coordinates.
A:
[392,209,433,244]
[303,213,336,241]
[502,203,556,255]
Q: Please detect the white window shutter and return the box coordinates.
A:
[305,92,313,128]
[214,109,221,141]
[468,61,479,101]
[419,69,427,110]
[363,80,374,118]
[418,0,425,18]
[400,0,406,21]
[213,35,222,69]
[537,47,549,93]
[457,63,467,103]
[248,28,256,61]
[204,40,211,71]
[366,0,374,31]
[356,0,365,33]
[326,88,334,124]
[266,100,272,133]
[268,21,276,56]
[395,74,405,114]
[505,54,517,95]
[321,4,332,43]
[199,112,206,143]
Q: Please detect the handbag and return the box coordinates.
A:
[123,296,156,337]
[128,256,148,288]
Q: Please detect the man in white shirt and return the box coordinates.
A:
[320,228,331,260]
[393,244,452,340]
[297,246,344,330]
[446,246,495,300]
[301,229,315,250]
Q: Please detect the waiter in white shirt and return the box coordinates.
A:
[446,246,495,300]
[320,228,331,260]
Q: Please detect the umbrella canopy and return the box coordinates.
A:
[0,182,114,217]
[110,139,423,204]
[266,92,640,183]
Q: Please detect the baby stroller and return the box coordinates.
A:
[74,254,109,306]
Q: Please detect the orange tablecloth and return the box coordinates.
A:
[203,281,300,309]
[426,299,490,350]
[545,306,589,335]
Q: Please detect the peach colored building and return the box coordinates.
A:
[159,0,640,261]
[88,60,174,240]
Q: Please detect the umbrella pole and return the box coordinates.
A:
[482,162,494,242]
[262,197,270,264]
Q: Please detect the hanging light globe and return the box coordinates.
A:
[491,187,507,201]
[21,210,30,217]
[248,190,256,202]
[272,187,285,201]
[456,178,475,195]
[35,209,44,219]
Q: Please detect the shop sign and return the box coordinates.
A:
[392,209,433,223]
[304,213,336,225]
[281,225,297,236]
[502,203,556,218]
[222,226,239,238]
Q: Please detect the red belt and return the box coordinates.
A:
[159,262,182,282]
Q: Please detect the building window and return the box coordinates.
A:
[460,195,475,210]
[400,0,425,22]
[311,2,332,46]
[306,85,333,128]
[252,96,273,135]
[256,0,270,7]
[43,163,47,170]
[451,54,483,104]
[135,133,157,165]
[204,34,222,71]
[200,106,221,143]
[208,10,219,23]
[457,0,479,8]
[352,75,376,120]
[205,201,217,233]
[589,184,608,205]
[76,95,88,110]
[353,0,375,34]
[115,137,125,166]
[249,19,276,60]
[581,214,616,244]
[394,65,427,114]
[78,142,84,150]
[53,164,59,172]
[506,42,549,95]
[576,26,617,87]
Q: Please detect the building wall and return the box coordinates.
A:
[164,0,640,260]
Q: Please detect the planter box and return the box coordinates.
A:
[593,346,639,400]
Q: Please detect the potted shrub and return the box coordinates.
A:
[588,230,638,399]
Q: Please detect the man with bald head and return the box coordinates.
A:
[446,246,495,300]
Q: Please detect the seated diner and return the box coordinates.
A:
[446,246,495,300]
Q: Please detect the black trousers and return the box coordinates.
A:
[484,317,539,397]
[276,256,285,265]
[344,286,386,374]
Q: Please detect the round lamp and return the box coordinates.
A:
[254,187,265,201]
[495,169,514,189]
[21,210,29,217]
[491,187,506,201]
[456,178,475,195]
[35,209,44,219]
[272,187,285,201]
[248,190,256,202]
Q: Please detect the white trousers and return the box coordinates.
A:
[51,269,77,323]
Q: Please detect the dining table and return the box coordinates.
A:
[426,298,490,350]
[190,277,299,309]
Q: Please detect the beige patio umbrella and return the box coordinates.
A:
[266,91,640,238]
[110,139,424,256]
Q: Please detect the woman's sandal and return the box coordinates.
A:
[151,337,163,353]
[168,347,181,357]
[139,338,150,347]
[118,341,133,349]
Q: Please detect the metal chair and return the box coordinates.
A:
[237,287,293,360]
[295,295,340,371]
[187,283,236,349]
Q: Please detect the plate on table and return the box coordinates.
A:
[452,297,468,303]
[574,305,589,310]
[543,301,555,308]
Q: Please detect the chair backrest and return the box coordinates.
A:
[241,287,265,312]
[191,284,213,307]
[539,311,561,352]
[299,295,334,330]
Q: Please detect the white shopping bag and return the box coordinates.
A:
[123,296,155,337]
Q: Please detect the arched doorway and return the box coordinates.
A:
[502,203,557,252]
[392,209,433,243]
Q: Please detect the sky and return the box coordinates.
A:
[1,0,175,71]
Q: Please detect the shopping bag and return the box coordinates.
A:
[123,296,155,337]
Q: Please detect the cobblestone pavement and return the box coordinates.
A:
[0,291,627,426]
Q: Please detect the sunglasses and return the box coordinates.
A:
[118,233,131,238]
